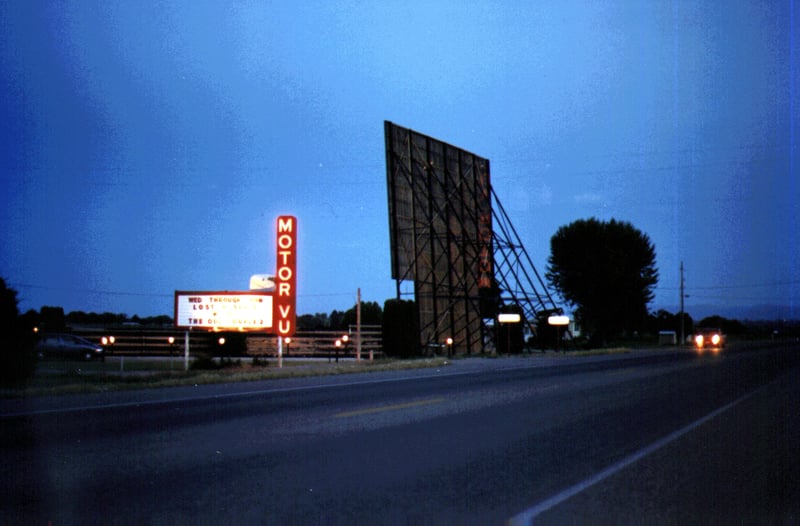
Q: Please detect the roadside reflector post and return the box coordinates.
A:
[277,336,283,368]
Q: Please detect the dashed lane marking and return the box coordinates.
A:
[334,397,445,418]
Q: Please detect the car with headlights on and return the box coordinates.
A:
[693,328,724,351]
[36,333,105,361]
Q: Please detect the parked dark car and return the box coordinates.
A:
[36,333,105,361]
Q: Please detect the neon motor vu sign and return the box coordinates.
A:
[174,215,297,334]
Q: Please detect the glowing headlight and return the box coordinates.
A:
[711,334,721,346]
[695,335,704,347]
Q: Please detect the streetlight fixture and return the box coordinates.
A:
[498,313,521,324]
[547,315,570,353]
[334,338,342,363]
[497,313,521,355]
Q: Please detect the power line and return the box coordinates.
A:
[12,283,359,300]
[12,283,173,299]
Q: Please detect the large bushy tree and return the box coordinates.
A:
[546,218,658,344]
[339,301,383,330]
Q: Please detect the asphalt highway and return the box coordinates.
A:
[2,344,798,525]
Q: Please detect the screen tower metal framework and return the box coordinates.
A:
[385,121,560,354]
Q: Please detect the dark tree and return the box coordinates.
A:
[546,218,658,344]
[40,305,66,331]
[0,279,37,385]
[698,315,746,336]
[646,309,694,340]
[297,313,330,330]
[339,301,383,330]
[329,310,345,330]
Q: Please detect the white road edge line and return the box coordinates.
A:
[507,385,763,526]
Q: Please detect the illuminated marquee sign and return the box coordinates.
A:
[274,215,297,337]
[174,291,273,330]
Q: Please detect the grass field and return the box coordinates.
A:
[1,356,452,398]
[2,346,640,399]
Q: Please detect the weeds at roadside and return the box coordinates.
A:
[0,357,451,398]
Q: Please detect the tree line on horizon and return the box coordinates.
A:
[15,302,386,333]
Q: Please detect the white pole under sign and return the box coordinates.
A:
[184,330,190,371]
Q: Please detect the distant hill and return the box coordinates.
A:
[656,303,799,322]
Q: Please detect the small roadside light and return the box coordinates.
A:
[218,337,226,346]
[334,339,342,363]
[167,336,177,358]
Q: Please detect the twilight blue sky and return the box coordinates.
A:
[1,1,798,320]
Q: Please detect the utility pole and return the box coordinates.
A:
[356,287,362,362]
[680,261,685,346]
